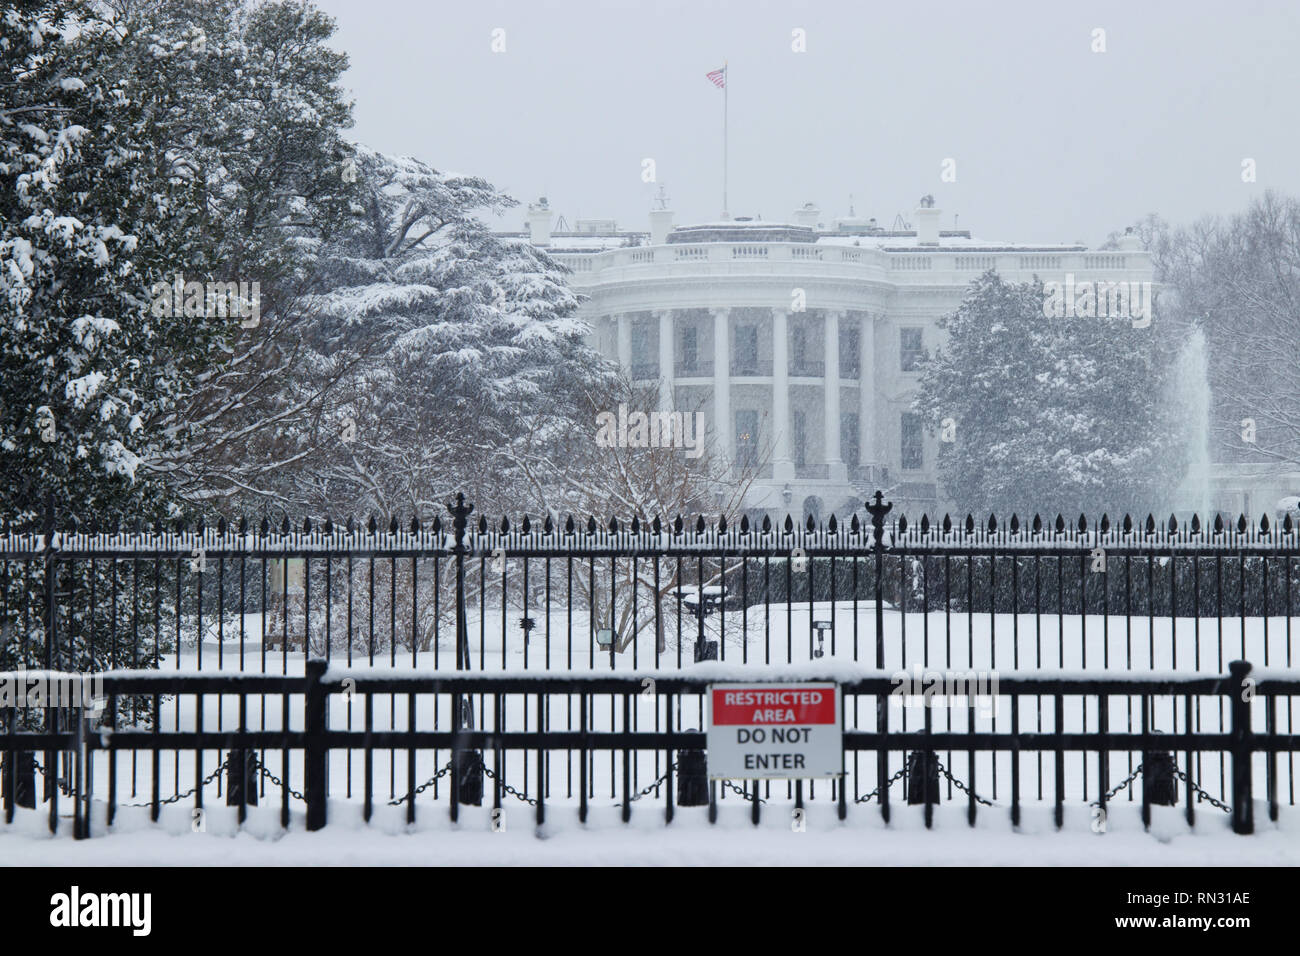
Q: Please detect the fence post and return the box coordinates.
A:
[907,750,939,806]
[866,491,892,824]
[1228,659,1254,835]
[1141,749,1178,807]
[43,493,58,835]
[226,749,258,809]
[448,494,484,812]
[304,658,327,831]
[73,709,86,839]
[3,750,36,812]
[676,747,708,806]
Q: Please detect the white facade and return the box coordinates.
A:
[519,203,1161,520]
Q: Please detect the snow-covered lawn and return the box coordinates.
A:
[3,799,1297,866]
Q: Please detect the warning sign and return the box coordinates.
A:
[706,683,841,779]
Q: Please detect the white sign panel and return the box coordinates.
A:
[706,682,841,779]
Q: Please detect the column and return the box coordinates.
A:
[824,309,845,482]
[772,308,793,481]
[656,309,674,412]
[712,307,731,465]
[859,313,877,482]
[616,314,631,372]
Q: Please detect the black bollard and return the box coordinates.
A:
[3,751,36,809]
[454,748,484,806]
[676,749,709,806]
[906,750,940,805]
[226,749,258,806]
[1143,750,1179,806]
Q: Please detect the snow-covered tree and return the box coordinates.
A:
[913,270,1185,518]
[297,146,617,521]
[0,1,197,681]
[103,0,362,508]
[0,0,187,524]
[1152,192,1300,471]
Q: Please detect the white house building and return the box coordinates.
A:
[507,198,1289,523]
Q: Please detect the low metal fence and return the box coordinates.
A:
[3,661,1296,837]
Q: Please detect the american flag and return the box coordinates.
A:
[706,66,726,89]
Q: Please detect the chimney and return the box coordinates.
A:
[914,195,941,246]
[527,198,552,246]
[649,207,674,245]
[791,202,820,229]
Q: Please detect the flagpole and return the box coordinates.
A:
[722,59,728,220]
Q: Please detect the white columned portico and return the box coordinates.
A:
[824,309,845,482]
[656,309,674,412]
[616,314,631,371]
[712,307,731,464]
[859,313,876,480]
[772,308,793,481]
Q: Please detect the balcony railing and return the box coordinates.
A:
[795,463,830,480]
[548,245,1151,291]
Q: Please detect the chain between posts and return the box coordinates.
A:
[719,778,765,803]
[482,764,538,806]
[256,759,306,803]
[118,757,230,807]
[31,757,76,797]
[1090,762,1143,806]
[1086,762,1232,814]
[855,765,907,803]
[627,762,677,802]
[1173,768,1233,813]
[388,759,454,806]
[934,759,996,807]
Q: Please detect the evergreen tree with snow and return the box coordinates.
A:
[0,1,212,679]
[913,270,1185,519]
[299,146,616,520]
[107,0,362,508]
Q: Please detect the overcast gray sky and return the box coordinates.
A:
[314,0,1300,245]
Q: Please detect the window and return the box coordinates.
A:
[792,326,807,368]
[734,325,758,374]
[792,411,807,467]
[735,410,759,468]
[680,326,698,371]
[840,327,860,378]
[630,321,655,378]
[901,412,923,470]
[631,322,650,357]
[900,328,924,371]
[841,413,860,468]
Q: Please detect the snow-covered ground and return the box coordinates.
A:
[4,799,1297,866]
[187,600,1300,673]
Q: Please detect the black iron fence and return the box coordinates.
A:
[3,661,1298,837]
[1,491,1299,836]
[3,492,1299,673]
